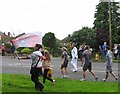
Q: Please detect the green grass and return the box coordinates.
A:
[0,74,119,93]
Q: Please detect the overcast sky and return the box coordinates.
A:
[0,0,119,40]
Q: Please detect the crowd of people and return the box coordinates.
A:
[61,42,118,83]
[1,42,119,91]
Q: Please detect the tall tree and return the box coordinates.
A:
[42,32,56,53]
[93,2,120,49]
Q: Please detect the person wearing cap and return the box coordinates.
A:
[61,47,69,78]
[71,43,78,72]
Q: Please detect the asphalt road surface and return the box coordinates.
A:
[1,56,119,82]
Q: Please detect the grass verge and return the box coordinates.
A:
[0,74,119,93]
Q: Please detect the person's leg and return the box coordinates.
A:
[43,69,53,83]
[72,59,77,72]
[89,70,96,78]
[105,71,109,79]
[61,64,65,78]
[88,63,97,79]
[71,58,75,71]
[74,59,78,71]
[64,67,68,78]
[35,68,44,90]
[109,69,118,80]
[31,74,44,91]
[65,68,68,76]
[110,72,117,79]
[81,64,87,81]
[81,70,86,81]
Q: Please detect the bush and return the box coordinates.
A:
[21,48,32,54]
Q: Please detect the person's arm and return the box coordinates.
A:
[18,56,30,60]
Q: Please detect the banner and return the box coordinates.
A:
[11,32,42,48]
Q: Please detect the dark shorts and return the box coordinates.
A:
[83,62,92,71]
[61,62,68,69]
[106,65,112,73]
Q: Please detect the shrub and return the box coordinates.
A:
[21,48,31,54]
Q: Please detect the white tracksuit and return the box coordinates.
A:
[71,47,78,71]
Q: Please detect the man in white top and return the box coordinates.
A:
[71,43,78,72]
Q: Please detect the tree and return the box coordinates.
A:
[68,27,96,48]
[93,2,120,49]
[42,32,56,56]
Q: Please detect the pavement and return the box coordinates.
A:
[1,56,119,82]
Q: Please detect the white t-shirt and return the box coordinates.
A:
[29,51,43,68]
[71,47,78,59]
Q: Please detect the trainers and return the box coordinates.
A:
[52,80,55,84]
[115,77,118,80]
[73,70,77,73]
[61,75,65,78]
[102,79,106,82]
[94,76,98,81]
[80,78,86,81]
[64,75,68,78]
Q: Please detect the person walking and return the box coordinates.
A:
[19,44,45,91]
[81,46,98,81]
[1,43,6,56]
[102,46,118,82]
[60,47,69,78]
[42,50,55,84]
[101,42,107,59]
[71,43,78,72]
[113,44,118,60]
[117,44,120,60]
[10,42,16,58]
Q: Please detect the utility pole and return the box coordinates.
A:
[108,1,112,50]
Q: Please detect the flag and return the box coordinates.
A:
[11,32,42,48]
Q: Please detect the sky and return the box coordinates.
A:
[0,0,119,40]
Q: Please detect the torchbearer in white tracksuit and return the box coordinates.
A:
[71,43,78,72]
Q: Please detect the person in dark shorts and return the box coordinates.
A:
[81,46,98,81]
[102,46,118,82]
[61,47,69,78]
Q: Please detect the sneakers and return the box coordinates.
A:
[102,78,106,82]
[64,75,68,78]
[61,75,68,78]
[52,80,55,84]
[115,77,118,80]
[94,76,98,82]
[73,70,77,73]
[80,78,86,81]
[61,75,65,78]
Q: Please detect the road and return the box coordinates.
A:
[1,56,119,82]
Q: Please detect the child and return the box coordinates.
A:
[19,44,45,91]
[61,47,69,78]
[102,46,118,82]
[81,46,98,81]
[42,50,55,84]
